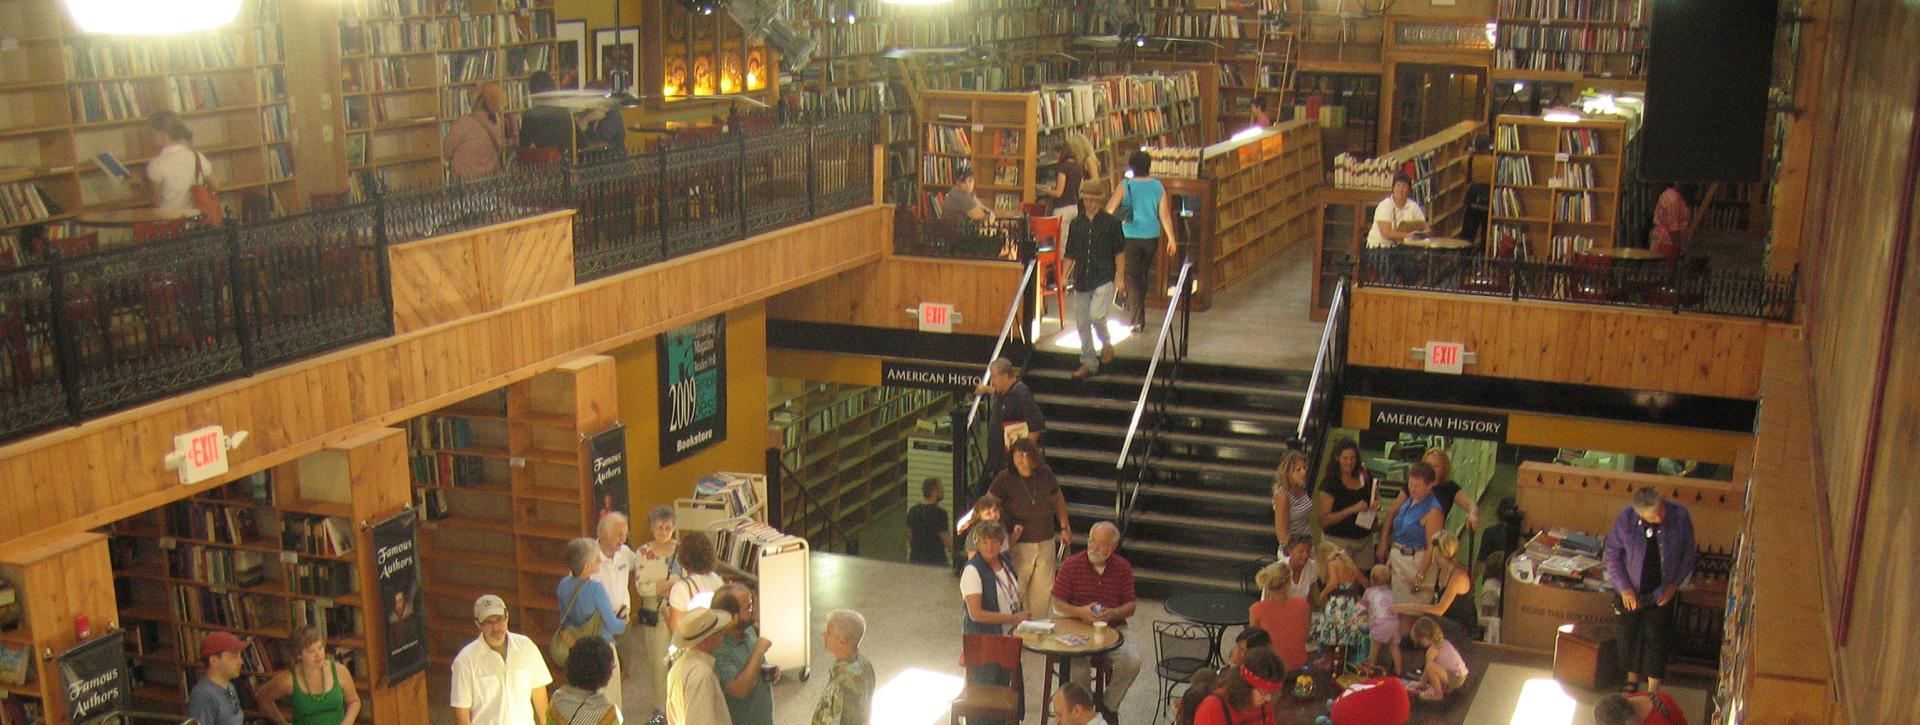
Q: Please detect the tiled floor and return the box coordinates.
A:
[426,552,1710,724]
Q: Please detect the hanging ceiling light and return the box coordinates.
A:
[64,0,241,34]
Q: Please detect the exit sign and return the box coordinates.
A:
[918,302,955,333]
[1424,341,1465,374]
[169,425,230,485]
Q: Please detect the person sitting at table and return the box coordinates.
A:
[1390,529,1476,642]
[1377,462,1445,602]
[1249,566,1309,670]
[1190,648,1287,725]
[1366,174,1430,284]
[1051,521,1140,719]
[1648,183,1692,259]
[518,72,575,164]
[941,167,995,225]
[142,111,216,216]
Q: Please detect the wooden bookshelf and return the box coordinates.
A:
[108,427,426,723]
[1493,0,1649,83]
[1293,10,1385,72]
[1114,2,1290,141]
[0,0,294,255]
[0,532,117,724]
[406,354,614,668]
[1203,117,1322,293]
[335,0,556,200]
[1095,71,1204,160]
[1490,114,1628,260]
[1128,61,1219,144]
[1312,120,1478,320]
[768,381,954,543]
[918,90,1040,218]
[1291,71,1382,165]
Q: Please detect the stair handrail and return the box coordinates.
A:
[965,259,1039,431]
[1113,260,1195,527]
[1297,275,1351,485]
[769,449,854,554]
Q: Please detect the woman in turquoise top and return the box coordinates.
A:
[1378,461,1447,604]
[1104,149,1179,331]
[257,626,360,725]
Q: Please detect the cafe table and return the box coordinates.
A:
[1016,617,1124,724]
[1164,590,1259,667]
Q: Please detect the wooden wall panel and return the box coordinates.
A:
[1513,462,1743,552]
[389,211,576,333]
[0,206,889,554]
[1347,289,1770,399]
[766,253,1023,337]
[0,533,116,724]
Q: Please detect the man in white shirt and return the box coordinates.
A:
[451,594,553,725]
[1365,174,1429,249]
[1051,683,1109,725]
[592,512,639,702]
[667,607,733,725]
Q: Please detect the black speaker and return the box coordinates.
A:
[1640,0,1778,183]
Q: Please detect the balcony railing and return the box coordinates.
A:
[0,113,878,442]
[892,214,1029,262]
[1356,247,1798,321]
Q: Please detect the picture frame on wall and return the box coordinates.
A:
[555,20,587,90]
[593,27,641,97]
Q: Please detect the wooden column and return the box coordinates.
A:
[0,533,116,725]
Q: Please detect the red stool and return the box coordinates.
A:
[1028,214,1068,332]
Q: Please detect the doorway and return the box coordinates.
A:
[1390,63,1489,148]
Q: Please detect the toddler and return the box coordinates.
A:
[1407,616,1469,701]
[1364,564,1402,675]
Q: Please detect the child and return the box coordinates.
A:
[906,477,951,565]
[1173,666,1220,725]
[959,493,1021,556]
[1364,564,1402,675]
[1407,616,1468,701]
[1310,551,1371,669]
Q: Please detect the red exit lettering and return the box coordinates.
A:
[191,432,221,467]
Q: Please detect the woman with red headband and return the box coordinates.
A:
[1191,648,1288,725]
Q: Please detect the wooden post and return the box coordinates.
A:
[0,533,116,725]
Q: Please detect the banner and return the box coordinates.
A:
[373,512,428,686]
[880,360,980,391]
[1368,403,1509,442]
[658,315,728,466]
[60,630,129,722]
[590,424,630,522]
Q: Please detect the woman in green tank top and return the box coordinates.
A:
[257,626,361,725]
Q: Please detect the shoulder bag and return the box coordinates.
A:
[190,153,223,225]
[548,578,604,666]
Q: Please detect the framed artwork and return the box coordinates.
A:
[555,20,586,90]
[593,27,640,96]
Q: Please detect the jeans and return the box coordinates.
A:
[1123,236,1158,326]
[1068,281,1115,369]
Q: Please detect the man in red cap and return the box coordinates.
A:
[187,630,248,725]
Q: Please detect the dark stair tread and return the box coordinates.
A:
[1130,566,1243,593]
[1122,538,1269,564]
[1057,474,1271,508]
[1067,503,1272,537]
[1048,446,1275,480]
[1046,420,1295,453]
[1028,368,1310,402]
[1033,394,1301,427]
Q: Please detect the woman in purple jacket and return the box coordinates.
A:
[1602,486,1696,694]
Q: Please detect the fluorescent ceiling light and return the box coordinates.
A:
[65,0,242,34]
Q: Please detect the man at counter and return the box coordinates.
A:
[1602,486,1696,694]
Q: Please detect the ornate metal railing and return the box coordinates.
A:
[0,113,883,442]
[893,215,1029,262]
[1356,247,1798,321]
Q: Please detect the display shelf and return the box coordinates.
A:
[769,381,953,540]
[1491,114,1629,260]
[1494,0,1649,81]
[1202,118,1323,297]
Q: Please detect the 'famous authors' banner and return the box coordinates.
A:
[658,314,728,466]
[60,630,129,722]
[374,512,428,686]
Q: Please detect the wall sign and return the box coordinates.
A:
[166,425,233,485]
[1424,341,1466,374]
[658,315,728,466]
[589,424,630,521]
[880,360,980,392]
[60,630,129,721]
[917,302,955,333]
[1369,403,1508,442]
[373,512,428,686]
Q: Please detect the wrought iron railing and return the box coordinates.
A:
[0,113,881,442]
[893,214,1030,262]
[1355,247,1799,321]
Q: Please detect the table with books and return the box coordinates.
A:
[1501,527,1618,651]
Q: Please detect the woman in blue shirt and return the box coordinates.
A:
[1378,462,1445,604]
[559,537,628,711]
[1103,150,1179,331]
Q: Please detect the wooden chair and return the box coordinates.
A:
[951,633,1023,724]
[1028,214,1068,332]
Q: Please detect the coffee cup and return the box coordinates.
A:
[1092,621,1108,642]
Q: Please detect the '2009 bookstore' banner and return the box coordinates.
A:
[60,630,129,721]
[374,511,429,686]
[658,314,727,467]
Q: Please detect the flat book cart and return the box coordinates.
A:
[673,474,812,678]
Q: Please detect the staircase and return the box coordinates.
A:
[1024,349,1311,599]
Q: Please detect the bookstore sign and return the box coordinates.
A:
[374,512,428,685]
[1369,403,1508,442]
[881,360,979,392]
[590,425,630,519]
[60,630,129,721]
[659,315,728,466]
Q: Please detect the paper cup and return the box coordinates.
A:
[1092,621,1109,642]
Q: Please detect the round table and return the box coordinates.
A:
[1590,246,1668,261]
[1164,591,1258,667]
[1400,236,1474,250]
[1018,618,1125,724]
[76,207,202,227]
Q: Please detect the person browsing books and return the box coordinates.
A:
[141,111,215,215]
[187,631,249,725]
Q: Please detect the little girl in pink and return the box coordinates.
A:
[1364,564,1402,674]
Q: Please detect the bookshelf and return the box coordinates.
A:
[918,90,1040,218]
[1111,2,1292,139]
[1126,61,1219,144]
[0,0,295,258]
[767,381,955,543]
[0,533,117,724]
[1493,0,1649,83]
[109,427,424,723]
[1291,71,1381,165]
[405,355,615,668]
[335,0,556,200]
[1490,114,1628,260]
[1294,10,1385,73]
[1202,117,1322,294]
[1095,71,1204,159]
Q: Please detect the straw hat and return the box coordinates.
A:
[671,608,732,650]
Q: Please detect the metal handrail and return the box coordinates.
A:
[1297,275,1352,489]
[1297,279,1348,441]
[964,259,1039,431]
[1113,260,1195,523]
[771,452,853,554]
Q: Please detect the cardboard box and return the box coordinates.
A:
[1503,570,1617,651]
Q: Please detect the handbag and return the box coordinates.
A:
[190,153,223,225]
[548,579,604,666]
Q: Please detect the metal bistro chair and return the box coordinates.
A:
[1152,620,1213,724]
[1238,556,1277,598]
[952,632,1024,724]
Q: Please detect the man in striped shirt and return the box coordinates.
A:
[1051,521,1140,718]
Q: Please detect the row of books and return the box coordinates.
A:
[920,155,965,187]
[163,499,265,547]
[70,80,152,123]
[163,36,241,71]
[795,81,904,117]
[436,13,550,49]
[66,42,159,80]
[925,126,973,155]
[1495,123,1523,151]
[256,26,286,64]
[288,559,359,598]
[366,20,442,54]
[267,146,295,181]
[1497,25,1646,53]
[1112,106,1193,142]
[261,66,288,101]
[712,520,805,575]
[291,598,364,637]
[1555,191,1600,222]
[1550,161,1597,189]
[695,472,765,517]
[167,545,271,587]
[1497,0,1645,23]
[1491,187,1526,218]
[1560,128,1606,154]
[1496,155,1535,186]
[345,0,434,18]
[406,415,478,451]
[990,160,1022,187]
[0,182,57,226]
[1149,13,1246,39]
[1037,82,1110,132]
[412,451,491,487]
[263,105,292,142]
[443,82,529,118]
[1493,224,1531,258]
[504,44,551,77]
[440,49,499,84]
[1549,234,1599,261]
[166,75,227,112]
[1096,71,1199,110]
[1146,147,1203,180]
[368,57,416,91]
[1496,48,1643,75]
[174,587,283,632]
[282,514,356,557]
